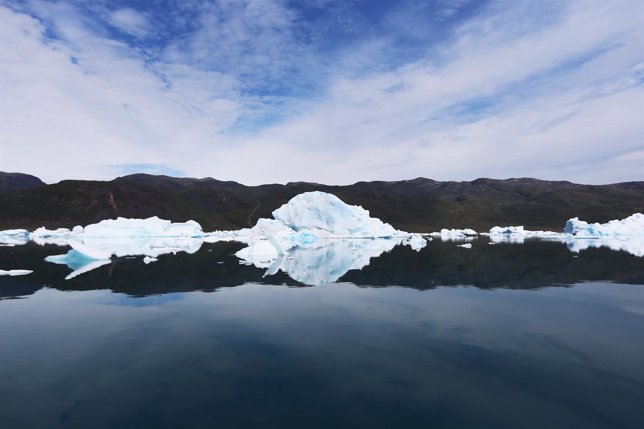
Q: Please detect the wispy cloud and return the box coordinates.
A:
[108,8,151,39]
[0,0,642,184]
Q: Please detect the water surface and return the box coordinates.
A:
[1,240,643,428]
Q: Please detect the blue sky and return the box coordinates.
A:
[0,0,642,184]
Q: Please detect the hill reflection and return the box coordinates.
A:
[1,239,643,299]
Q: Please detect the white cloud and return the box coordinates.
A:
[0,0,642,185]
[108,8,151,39]
[0,3,241,182]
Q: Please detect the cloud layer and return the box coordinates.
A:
[0,0,642,184]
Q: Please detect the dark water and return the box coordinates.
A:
[1,241,644,429]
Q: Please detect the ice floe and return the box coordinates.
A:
[486,226,564,244]
[431,228,477,241]
[457,243,473,249]
[0,269,33,276]
[0,229,29,246]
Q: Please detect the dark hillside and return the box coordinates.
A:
[0,172,45,195]
[0,173,642,232]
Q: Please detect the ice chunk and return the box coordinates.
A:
[431,228,477,241]
[143,256,158,264]
[83,217,202,238]
[29,227,79,246]
[404,234,427,251]
[0,229,29,246]
[271,191,400,238]
[564,213,644,237]
[236,240,282,269]
[237,218,296,239]
[487,226,565,243]
[0,269,33,276]
[458,243,473,249]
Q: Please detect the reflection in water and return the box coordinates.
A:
[44,237,205,279]
[237,238,420,286]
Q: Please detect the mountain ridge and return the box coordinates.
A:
[0,172,642,232]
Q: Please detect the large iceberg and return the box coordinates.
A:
[83,217,202,238]
[42,217,205,278]
[271,191,400,238]
[234,191,426,284]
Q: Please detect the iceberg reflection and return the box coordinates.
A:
[236,238,420,286]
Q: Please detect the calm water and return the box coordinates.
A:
[1,240,644,429]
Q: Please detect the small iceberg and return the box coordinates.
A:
[486,213,644,256]
[487,226,564,244]
[0,229,30,246]
[431,228,477,241]
[0,269,33,276]
[564,213,644,238]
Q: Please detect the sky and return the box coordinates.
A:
[0,0,642,185]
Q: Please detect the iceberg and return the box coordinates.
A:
[83,217,202,238]
[431,228,477,241]
[0,229,30,246]
[458,243,473,249]
[487,226,565,244]
[40,217,205,278]
[271,191,401,238]
[234,192,426,285]
[485,214,644,257]
[0,269,33,276]
[564,213,644,237]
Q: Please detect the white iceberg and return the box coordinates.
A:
[41,217,205,278]
[143,256,158,264]
[485,214,644,257]
[83,217,202,238]
[487,225,565,244]
[29,226,82,246]
[0,229,30,246]
[0,269,33,276]
[564,213,644,237]
[271,191,401,238]
[234,192,426,284]
[431,228,477,241]
[458,243,473,249]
